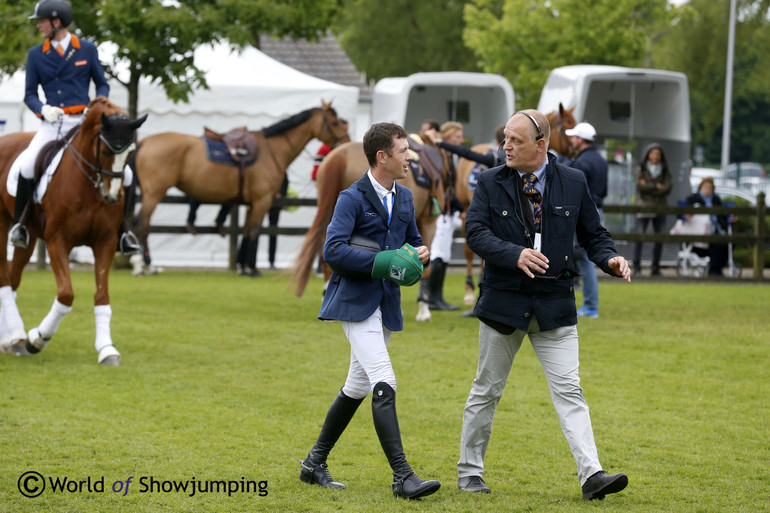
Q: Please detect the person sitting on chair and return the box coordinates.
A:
[10,0,140,256]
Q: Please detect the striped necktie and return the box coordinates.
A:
[522,173,542,232]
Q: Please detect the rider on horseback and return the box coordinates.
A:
[10,0,141,255]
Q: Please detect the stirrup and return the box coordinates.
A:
[118,231,142,256]
[9,223,30,249]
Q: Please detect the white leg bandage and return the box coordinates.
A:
[38,298,73,339]
[0,286,25,339]
[94,305,113,354]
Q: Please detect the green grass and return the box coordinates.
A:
[1,269,769,512]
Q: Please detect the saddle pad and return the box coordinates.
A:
[468,162,485,191]
[6,147,65,203]
[202,137,257,167]
[409,161,431,190]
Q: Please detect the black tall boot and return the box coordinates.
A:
[427,259,459,311]
[371,382,440,499]
[301,389,364,489]
[10,177,35,249]
[237,237,261,277]
[118,181,142,255]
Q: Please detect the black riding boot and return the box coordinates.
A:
[236,237,261,277]
[301,389,364,489]
[417,278,429,303]
[10,177,35,249]
[427,259,458,311]
[371,382,440,499]
[118,182,142,255]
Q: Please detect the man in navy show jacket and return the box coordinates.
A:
[457,110,631,501]
[301,123,440,500]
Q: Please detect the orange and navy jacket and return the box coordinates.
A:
[24,35,110,118]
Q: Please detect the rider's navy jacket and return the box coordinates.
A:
[319,173,423,332]
[25,36,109,117]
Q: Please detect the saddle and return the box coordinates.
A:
[203,126,259,164]
[202,127,260,204]
[407,135,444,189]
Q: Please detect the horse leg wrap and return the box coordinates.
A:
[94,305,120,363]
[37,298,72,341]
[0,286,26,350]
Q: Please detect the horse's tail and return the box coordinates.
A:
[289,148,347,297]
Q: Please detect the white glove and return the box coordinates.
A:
[41,105,64,123]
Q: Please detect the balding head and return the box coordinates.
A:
[503,110,550,173]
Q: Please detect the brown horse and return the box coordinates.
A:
[290,137,448,321]
[454,104,577,304]
[0,97,147,364]
[130,101,350,275]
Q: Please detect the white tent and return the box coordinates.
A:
[1,43,360,269]
[371,72,514,146]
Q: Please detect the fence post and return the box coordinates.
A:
[228,206,239,271]
[753,192,766,278]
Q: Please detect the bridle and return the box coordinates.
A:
[65,114,135,200]
[319,108,350,148]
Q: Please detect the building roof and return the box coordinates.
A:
[259,32,370,98]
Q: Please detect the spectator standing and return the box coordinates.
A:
[633,143,672,276]
[565,122,607,318]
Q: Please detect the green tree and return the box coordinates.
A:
[651,0,770,164]
[335,0,481,82]
[0,0,340,119]
[463,0,671,109]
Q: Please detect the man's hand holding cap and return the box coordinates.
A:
[371,243,424,286]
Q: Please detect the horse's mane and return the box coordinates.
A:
[262,109,315,137]
[262,106,337,138]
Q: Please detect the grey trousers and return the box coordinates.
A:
[458,318,603,485]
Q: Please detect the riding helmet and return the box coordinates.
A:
[29,0,73,27]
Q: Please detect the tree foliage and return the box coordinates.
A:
[463,0,671,109]
[335,0,481,82]
[651,0,770,164]
[0,0,340,119]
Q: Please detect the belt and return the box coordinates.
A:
[62,105,87,115]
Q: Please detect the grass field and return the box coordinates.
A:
[1,269,768,512]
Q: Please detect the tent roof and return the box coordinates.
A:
[108,43,359,124]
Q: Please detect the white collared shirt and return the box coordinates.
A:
[367,169,395,212]
[52,33,72,54]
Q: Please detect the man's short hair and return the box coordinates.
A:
[363,122,408,167]
[421,119,440,131]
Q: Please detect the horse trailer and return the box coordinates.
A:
[370,72,515,147]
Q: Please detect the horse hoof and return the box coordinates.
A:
[415,301,432,322]
[26,328,50,354]
[10,340,32,356]
[1,330,28,354]
[464,293,476,305]
[100,355,121,366]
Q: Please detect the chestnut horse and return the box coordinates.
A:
[0,97,147,364]
[455,104,577,304]
[130,101,350,275]
[290,137,448,321]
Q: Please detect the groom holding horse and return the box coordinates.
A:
[9,0,140,255]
